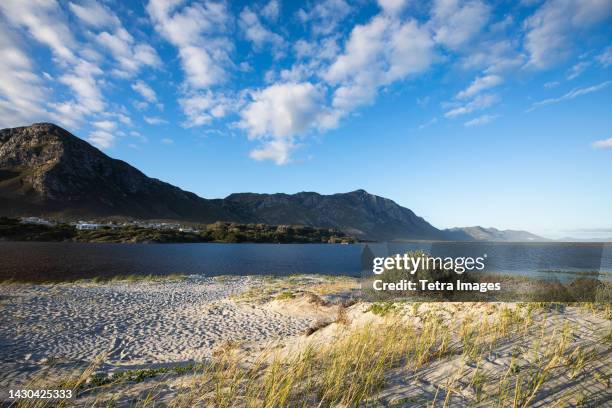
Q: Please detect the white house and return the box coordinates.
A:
[75,222,102,230]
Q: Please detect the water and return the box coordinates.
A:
[0,242,362,281]
[0,241,610,282]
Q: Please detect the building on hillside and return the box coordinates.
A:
[75,222,101,230]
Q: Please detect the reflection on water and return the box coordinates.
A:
[0,241,610,282]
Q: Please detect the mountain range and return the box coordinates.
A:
[0,123,546,242]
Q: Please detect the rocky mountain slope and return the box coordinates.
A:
[0,123,543,241]
[0,123,232,221]
[224,190,447,241]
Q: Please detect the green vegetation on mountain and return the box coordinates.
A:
[0,217,354,244]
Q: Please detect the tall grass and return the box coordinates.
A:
[11,303,608,407]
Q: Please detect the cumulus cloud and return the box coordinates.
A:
[96,28,161,76]
[178,91,235,128]
[297,0,353,36]
[527,81,612,111]
[378,0,408,15]
[93,120,117,131]
[144,116,168,125]
[458,39,526,74]
[592,138,612,149]
[147,0,232,89]
[524,0,612,69]
[0,24,50,127]
[0,0,77,63]
[58,60,105,114]
[88,130,115,148]
[326,15,435,112]
[261,0,280,21]
[239,82,337,164]
[430,0,490,50]
[69,0,119,29]
[132,80,158,103]
[464,113,500,126]
[457,75,503,99]
[239,7,285,52]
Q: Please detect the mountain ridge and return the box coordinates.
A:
[0,123,545,242]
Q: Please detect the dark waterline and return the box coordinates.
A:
[0,241,610,282]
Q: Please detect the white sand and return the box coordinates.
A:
[1,276,609,406]
[0,276,330,394]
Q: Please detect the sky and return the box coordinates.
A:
[0,0,611,238]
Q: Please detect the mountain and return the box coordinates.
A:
[0,123,233,222]
[223,190,447,241]
[0,123,543,242]
[444,226,547,242]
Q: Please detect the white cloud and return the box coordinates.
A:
[114,112,132,126]
[0,0,77,63]
[178,91,236,128]
[524,0,612,69]
[132,80,158,103]
[69,0,119,28]
[147,0,232,90]
[93,120,117,131]
[144,116,168,125]
[297,0,352,36]
[239,82,336,165]
[96,28,161,75]
[592,138,612,149]
[457,75,503,99]
[0,24,50,127]
[464,113,500,126]
[445,93,499,117]
[161,138,174,144]
[597,46,612,67]
[566,61,590,80]
[378,0,408,15]
[261,0,280,21]
[430,0,490,50]
[58,60,105,114]
[458,39,525,74]
[88,130,115,148]
[239,7,285,52]
[527,80,612,111]
[326,16,435,112]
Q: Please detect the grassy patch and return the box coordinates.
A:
[366,301,398,316]
[274,291,296,300]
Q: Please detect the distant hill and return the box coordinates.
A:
[444,226,547,242]
[0,123,544,242]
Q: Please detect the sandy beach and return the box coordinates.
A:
[0,275,610,406]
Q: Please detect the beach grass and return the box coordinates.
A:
[7,294,610,407]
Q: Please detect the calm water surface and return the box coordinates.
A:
[0,241,610,282]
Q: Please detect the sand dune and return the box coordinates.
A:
[0,275,609,406]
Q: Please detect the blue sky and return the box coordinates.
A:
[0,0,611,238]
